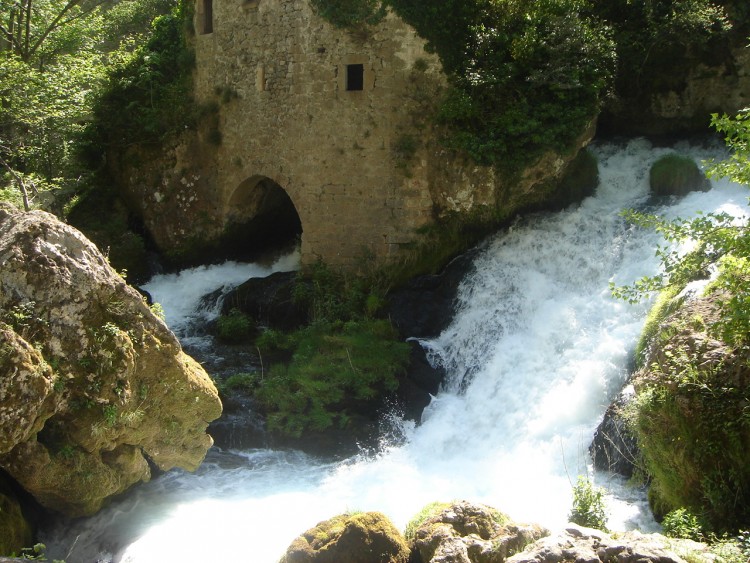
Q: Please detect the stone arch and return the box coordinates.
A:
[222,175,303,260]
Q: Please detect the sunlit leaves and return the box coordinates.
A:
[613,109,750,346]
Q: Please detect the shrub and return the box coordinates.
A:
[649,154,709,196]
[216,309,253,343]
[255,319,409,437]
[568,476,608,530]
[662,508,705,541]
[220,372,260,393]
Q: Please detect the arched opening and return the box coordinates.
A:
[223,176,302,261]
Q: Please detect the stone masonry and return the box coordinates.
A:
[192,0,441,265]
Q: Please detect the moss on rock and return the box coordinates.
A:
[627,293,750,532]
[649,154,710,196]
[0,484,32,556]
[281,511,410,563]
[0,205,222,517]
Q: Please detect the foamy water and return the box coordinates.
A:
[42,139,749,562]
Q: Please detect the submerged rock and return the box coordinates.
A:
[0,204,222,516]
[281,511,410,563]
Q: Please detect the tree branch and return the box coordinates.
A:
[0,152,31,211]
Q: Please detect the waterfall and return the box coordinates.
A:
[41,139,749,563]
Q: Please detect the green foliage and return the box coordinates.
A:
[103,404,118,427]
[309,0,387,28]
[81,0,195,156]
[65,183,150,282]
[216,308,253,343]
[649,154,708,196]
[710,109,750,188]
[430,0,615,171]
[568,476,608,530]
[626,339,750,532]
[591,0,731,100]
[220,372,260,393]
[255,319,409,437]
[293,261,386,323]
[0,0,175,212]
[662,508,705,541]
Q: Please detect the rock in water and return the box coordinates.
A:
[409,501,547,563]
[0,204,222,516]
[280,511,410,563]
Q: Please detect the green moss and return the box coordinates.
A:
[0,488,32,556]
[650,154,709,196]
[634,286,682,368]
[627,336,750,532]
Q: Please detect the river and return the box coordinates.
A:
[42,138,749,562]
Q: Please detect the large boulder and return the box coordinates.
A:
[626,291,750,529]
[408,501,547,563]
[0,204,222,516]
[280,511,410,563]
[507,525,714,563]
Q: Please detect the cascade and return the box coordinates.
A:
[41,139,749,562]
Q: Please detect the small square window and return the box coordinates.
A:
[346,64,364,91]
[201,0,213,34]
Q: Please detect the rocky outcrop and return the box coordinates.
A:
[280,511,410,563]
[409,501,547,563]
[0,204,222,516]
[590,387,639,478]
[507,525,712,563]
[626,290,750,529]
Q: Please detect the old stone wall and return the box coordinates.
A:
[192,0,442,265]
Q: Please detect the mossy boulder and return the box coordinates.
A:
[407,501,547,563]
[628,291,750,531]
[0,204,222,516]
[280,511,410,563]
[649,154,710,196]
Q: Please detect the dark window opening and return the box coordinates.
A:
[201,0,213,34]
[346,64,364,91]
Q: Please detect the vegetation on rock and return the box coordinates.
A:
[280,511,410,563]
[227,262,409,439]
[649,154,710,196]
[568,476,608,531]
[614,109,750,534]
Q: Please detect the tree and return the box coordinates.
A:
[0,0,173,210]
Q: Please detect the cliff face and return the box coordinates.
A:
[0,204,222,517]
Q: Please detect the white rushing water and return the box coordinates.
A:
[43,139,749,562]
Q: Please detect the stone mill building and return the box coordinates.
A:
[122,0,593,267]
